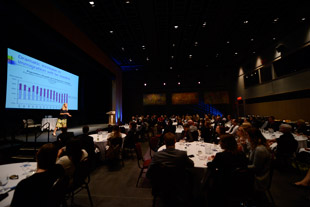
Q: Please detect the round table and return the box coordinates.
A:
[0,162,36,207]
[262,131,308,150]
[158,141,222,168]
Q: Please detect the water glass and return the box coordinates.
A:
[0,175,8,193]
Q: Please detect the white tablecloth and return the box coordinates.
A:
[0,162,36,207]
[89,133,126,160]
[41,118,58,131]
[158,141,221,168]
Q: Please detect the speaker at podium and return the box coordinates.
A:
[106,111,116,125]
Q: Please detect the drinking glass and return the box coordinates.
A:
[0,175,8,193]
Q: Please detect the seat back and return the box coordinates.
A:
[48,175,69,207]
[149,136,159,152]
[71,158,91,190]
[135,142,143,161]
[150,164,192,206]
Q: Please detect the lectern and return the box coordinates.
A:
[106,111,116,125]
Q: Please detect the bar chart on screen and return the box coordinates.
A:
[6,48,79,110]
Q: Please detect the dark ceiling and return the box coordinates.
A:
[53,0,310,72]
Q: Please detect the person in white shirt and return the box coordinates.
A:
[226,119,239,136]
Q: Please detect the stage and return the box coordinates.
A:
[14,123,109,143]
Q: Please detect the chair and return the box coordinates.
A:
[134,142,151,187]
[66,158,93,207]
[149,136,160,158]
[148,164,192,207]
[48,175,69,207]
[265,163,275,206]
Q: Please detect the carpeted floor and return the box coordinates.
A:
[72,142,310,207]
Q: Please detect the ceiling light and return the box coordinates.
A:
[142,45,145,49]
[273,17,279,22]
[172,43,175,47]
[135,68,138,71]
[253,51,256,54]
[189,54,192,58]
[216,53,219,58]
[171,56,174,59]
[250,38,254,41]
[251,74,253,76]
[163,83,166,86]
[198,81,201,84]
[121,47,125,51]
[273,37,276,40]
[125,0,130,3]
[129,58,132,62]
[301,17,306,21]
[202,22,207,27]
[227,41,230,44]
[235,52,238,55]
[89,1,95,5]
[170,66,173,70]
[174,25,178,29]
[146,57,149,61]
[109,30,114,34]
[194,42,198,46]
[178,82,181,85]
[144,83,147,86]
[246,76,248,78]
[243,20,249,24]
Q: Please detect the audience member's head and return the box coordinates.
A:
[268,116,275,123]
[245,127,267,149]
[66,138,83,166]
[82,125,89,134]
[164,132,176,148]
[279,124,292,133]
[36,143,58,170]
[219,134,238,154]
[216,125,226,136]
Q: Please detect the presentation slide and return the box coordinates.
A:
[6,48,79,110]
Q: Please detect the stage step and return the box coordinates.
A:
[11,155,35,161]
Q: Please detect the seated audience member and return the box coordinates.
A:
[236,123,252,157]
[106,125,123,162]
[246,128,272,192]
[214,125,226,144]
[264,116,279,132]
[206,134,248,205]
[77,125,95,163]
[124,122,138,149]
[11,143,64,207]
[272,124,298,167]
[56,127,74,149]
[57,138,88,185]
[295,119,307,135]
[146,132,194,206]
[200,120,213,143]
[225,119,239,136]
[163,119,176,134]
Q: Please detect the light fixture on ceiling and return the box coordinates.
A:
[144,83,147,86]
[109,30,114,34]
[121,47,125,51]
[89,1,95,7]
[251,74,253,76]
[172,43,175,47]
[235,52,238,55]
[273,37,276,40]
[146,57,149,61]
[198,81,201,84]
[301,17,306,21]
[202,22,207,27]
[250,38,254,41]
[125,0,130,3]
[253,51,256,54]
[142,45,145,49]
[163,83,166,86]
[178,82,181,85]
[243,20,249,24]
[273,17,279,22]
[170,66,173,70]
[174,25,178,29]
[129,58,132,62]
[194,42,198,46]
[171,55,174,59]
[189,54,192,58]
[227,41,230,44]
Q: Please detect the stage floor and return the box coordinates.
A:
[14,123,109,143]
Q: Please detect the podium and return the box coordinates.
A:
[106,111,116,125]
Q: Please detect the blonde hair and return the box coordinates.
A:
[61,103,68,110]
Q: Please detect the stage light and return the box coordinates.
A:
[189,54,192,58]
[178,82,181,85]
[243,20,248,24]
[163,83,166,86]
[109,30,114,34]
[144,83,147,86]
[174,25,178,29]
